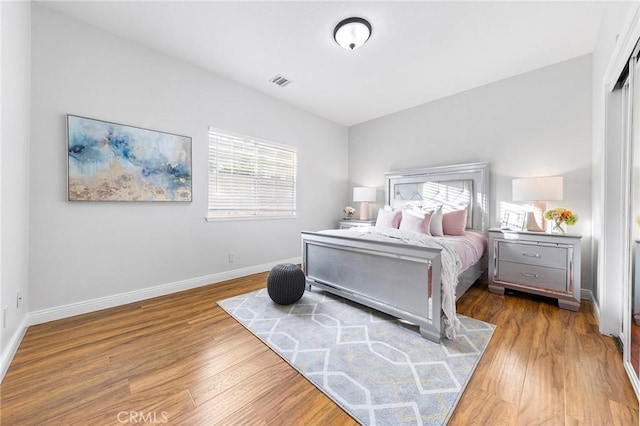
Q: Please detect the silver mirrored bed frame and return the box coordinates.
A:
[301,162,490,342]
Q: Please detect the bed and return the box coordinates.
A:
[301,162,490,343]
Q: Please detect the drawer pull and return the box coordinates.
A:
[521,272,539,278]
[521,252,541,258]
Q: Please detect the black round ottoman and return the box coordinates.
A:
[267,263,305,305]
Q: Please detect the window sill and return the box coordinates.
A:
[205,215,297,223]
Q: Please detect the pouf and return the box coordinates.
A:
[267,263,306,305]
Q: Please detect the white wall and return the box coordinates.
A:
[349,55,594,291]
[29,5,348,314]
[1,1,31,371]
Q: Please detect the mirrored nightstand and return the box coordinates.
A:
[338,219,376,229]
[488,228,582,311]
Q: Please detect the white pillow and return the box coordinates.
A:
[375,207,402,229]
[399,209,432,235]
[429,204,444,236]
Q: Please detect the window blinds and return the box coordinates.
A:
[208,128,297,218]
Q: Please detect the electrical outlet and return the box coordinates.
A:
[16,292,22,309]
[2,306,7,328]
[228,252,235,263]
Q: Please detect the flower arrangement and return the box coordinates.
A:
[544,208,577,233]
[343,206,355,219]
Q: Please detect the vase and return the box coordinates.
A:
[550,219,566,234]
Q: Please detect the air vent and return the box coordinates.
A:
[270,75,292,87]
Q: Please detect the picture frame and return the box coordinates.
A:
[501,209,525,231]
[67,115,192,202]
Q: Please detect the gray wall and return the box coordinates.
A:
[1,1,31,365]
[28,5,348,313]
[349,55,594,292]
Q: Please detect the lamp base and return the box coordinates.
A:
[359,202,370,221]
[524,202,546,232]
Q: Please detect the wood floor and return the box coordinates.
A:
[1,273,638,425]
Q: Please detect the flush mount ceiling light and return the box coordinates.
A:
[333,17,372,50]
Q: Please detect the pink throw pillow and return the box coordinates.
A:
[375,208,402,229]
[399,209,432,235]
[442,208,467,236]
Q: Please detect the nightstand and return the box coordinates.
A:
[488,228,582,311]
[339,219,376,229]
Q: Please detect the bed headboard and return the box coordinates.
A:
[384,162,490,232]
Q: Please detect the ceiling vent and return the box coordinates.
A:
[270,75,292,87]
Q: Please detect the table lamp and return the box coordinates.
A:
[353,187,376,221]
[512,176,563,232]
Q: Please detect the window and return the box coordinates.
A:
[208,128,297,219]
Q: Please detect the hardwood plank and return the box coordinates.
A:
[448,387,516,425]
[248,377,331,424]
[261,385,359,426]
[188,347,282,406]
[564,333,616,424]
[128,331,266,395]
[610,398,639,426]
[110,318,252,380]
[472,319,531,406]
[2,376,131,425]
[172,360,300,425]
[514,348,565,424]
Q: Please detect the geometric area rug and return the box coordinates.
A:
[218,288,495,426]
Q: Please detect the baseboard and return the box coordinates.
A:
[0,315,29,382]
[581,288,594,302]
[582,288,601,327]
[28,257,301,327]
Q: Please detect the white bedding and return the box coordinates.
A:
[318,227,487,338]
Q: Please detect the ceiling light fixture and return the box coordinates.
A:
[333,17,372,51]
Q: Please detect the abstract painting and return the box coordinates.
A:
[67,115,192,201]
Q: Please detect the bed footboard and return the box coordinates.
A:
[301,231,443,342]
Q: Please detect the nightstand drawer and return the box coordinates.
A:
[497,261,567,292]
[498,242,567,269]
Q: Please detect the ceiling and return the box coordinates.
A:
[40,1,618,127]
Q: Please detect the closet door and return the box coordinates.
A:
[603,4,640,398]
[626,50,640,387]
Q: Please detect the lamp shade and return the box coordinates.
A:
[353,187,376,202]
[512,177,563,202]
[334,17,372,50]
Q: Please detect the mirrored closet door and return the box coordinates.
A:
[624,42,640,391]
